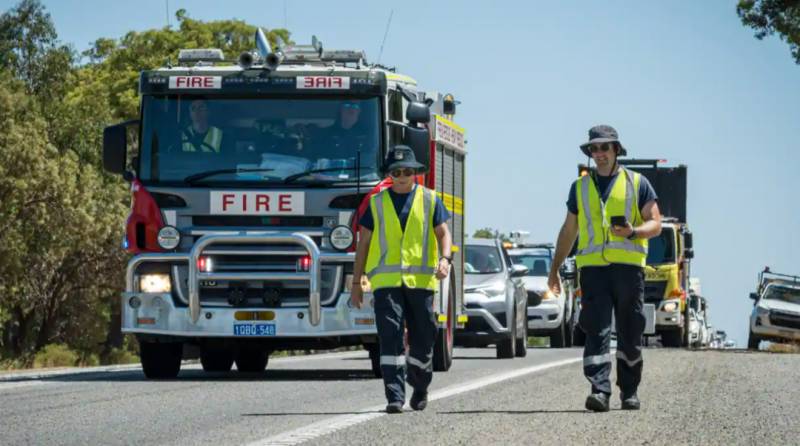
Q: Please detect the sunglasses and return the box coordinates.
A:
[588,143,615,154]
[342,103,361,110]
[390,168,416,177]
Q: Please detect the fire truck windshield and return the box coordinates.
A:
[646,226,676,265]
[138,96,382,185]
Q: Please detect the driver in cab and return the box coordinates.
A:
[181,99,223,153]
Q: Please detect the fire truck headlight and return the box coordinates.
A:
[157,226,181,250]
[140,274,172,293]
[329,225,354,251]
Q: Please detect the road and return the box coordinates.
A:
[0,347,797,445]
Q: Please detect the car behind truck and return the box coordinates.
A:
[102,32,467,378]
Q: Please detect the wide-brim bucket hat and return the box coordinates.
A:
[579,125,627,157]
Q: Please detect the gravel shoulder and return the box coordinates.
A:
[312,349,800,446]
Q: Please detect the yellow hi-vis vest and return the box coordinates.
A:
[575,167,648,268]
[182,126,223,153]
[365,186,439,291]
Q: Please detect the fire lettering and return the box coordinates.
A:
[278,194,292,212]
[256,194,270,211]
[304,77,314,88]
[222,194,235,211]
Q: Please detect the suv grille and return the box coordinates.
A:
[769,311,800,330]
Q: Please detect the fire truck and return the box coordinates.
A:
[102,30,467,379]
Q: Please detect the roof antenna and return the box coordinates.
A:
[377,9,394,65]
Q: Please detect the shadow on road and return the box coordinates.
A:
[242,410,384,417]
[438,409,618,414]
[22,368,377,384]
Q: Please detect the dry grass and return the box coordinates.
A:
[765,342,800,354]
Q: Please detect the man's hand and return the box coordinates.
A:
[436,258,451,280]
[350,283,363,309]
[610,222,635,238]
[547,270,561,295]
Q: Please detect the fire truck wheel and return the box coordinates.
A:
[235,349,269,373]
[433,276,455,372]
[200,348,234,372]
[140,342,182,379]
[661,328,683,348]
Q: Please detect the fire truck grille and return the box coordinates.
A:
[769,311,800,330]
[644,281,667,304]
[193,216,323,227]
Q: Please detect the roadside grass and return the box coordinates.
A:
[765,342,800,354]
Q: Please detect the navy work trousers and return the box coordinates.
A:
[373,286,437,404]
[579,264,645,397]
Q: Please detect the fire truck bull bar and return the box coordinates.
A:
[126,232,332,327]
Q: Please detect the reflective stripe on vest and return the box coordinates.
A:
[575,168,648,268]
[365,186,439,291]
[182,126,222,153]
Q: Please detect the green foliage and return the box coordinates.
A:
[737,0,800,64]
[0,0,293,367]
[33,344,79,368]
[472,227,511,242]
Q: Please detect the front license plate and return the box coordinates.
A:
[233,323,276,336]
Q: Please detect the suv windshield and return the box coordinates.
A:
[646,226,676,264]
[509,252,551,277]
[764,286,800,305]
[465,245,504,274]
[139,96,382,185]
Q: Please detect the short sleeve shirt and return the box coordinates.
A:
[566,170,657,214]
[359,186,451,231]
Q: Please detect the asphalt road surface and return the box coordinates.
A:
[1,347,797,445]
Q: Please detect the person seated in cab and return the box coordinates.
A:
[181,99,223,153]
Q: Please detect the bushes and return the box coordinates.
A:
[33,344,79,368]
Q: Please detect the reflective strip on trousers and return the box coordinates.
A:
[583,353,613,367]
[616,350,643,368]
[380,355,406,367]
[407,355,432,371]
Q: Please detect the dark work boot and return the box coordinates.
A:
[385,402,404,414]
[410,390,428,411]
[585,392,610,412]
[621,393,641,410]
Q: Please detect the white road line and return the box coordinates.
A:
[246,355,584,446]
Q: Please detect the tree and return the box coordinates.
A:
[472,228,511,242]
[737,0,800,64]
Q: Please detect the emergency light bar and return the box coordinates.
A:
[178,49,225,64]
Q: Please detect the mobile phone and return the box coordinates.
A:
[610,215,627,227]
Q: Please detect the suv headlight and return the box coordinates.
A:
[140,274,171,293]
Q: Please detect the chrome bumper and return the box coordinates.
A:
[126,232,352,328]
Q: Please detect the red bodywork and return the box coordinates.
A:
[125,179,165,254]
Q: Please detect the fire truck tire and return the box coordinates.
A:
[661,328,683,348]
[235,349,269,373]
[140,342,182,379]
[366,344,382,378]
[200,348,234,372]
[433,277,455,372]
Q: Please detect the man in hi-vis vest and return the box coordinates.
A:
[548,125,662,412]
[351,146,452,414]
[182,99,223,153]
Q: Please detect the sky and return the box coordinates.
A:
[5,0,799,344]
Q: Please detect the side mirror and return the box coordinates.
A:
[442,94,457,116]
[406,101,430,124]
[103,123,127,175]
[401,127,430,172]
[683,230,693,249]
[510,264,528,278]
[749,292,759,301]
[684,248,694,260]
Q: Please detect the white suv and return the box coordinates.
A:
[749,282,800,350]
